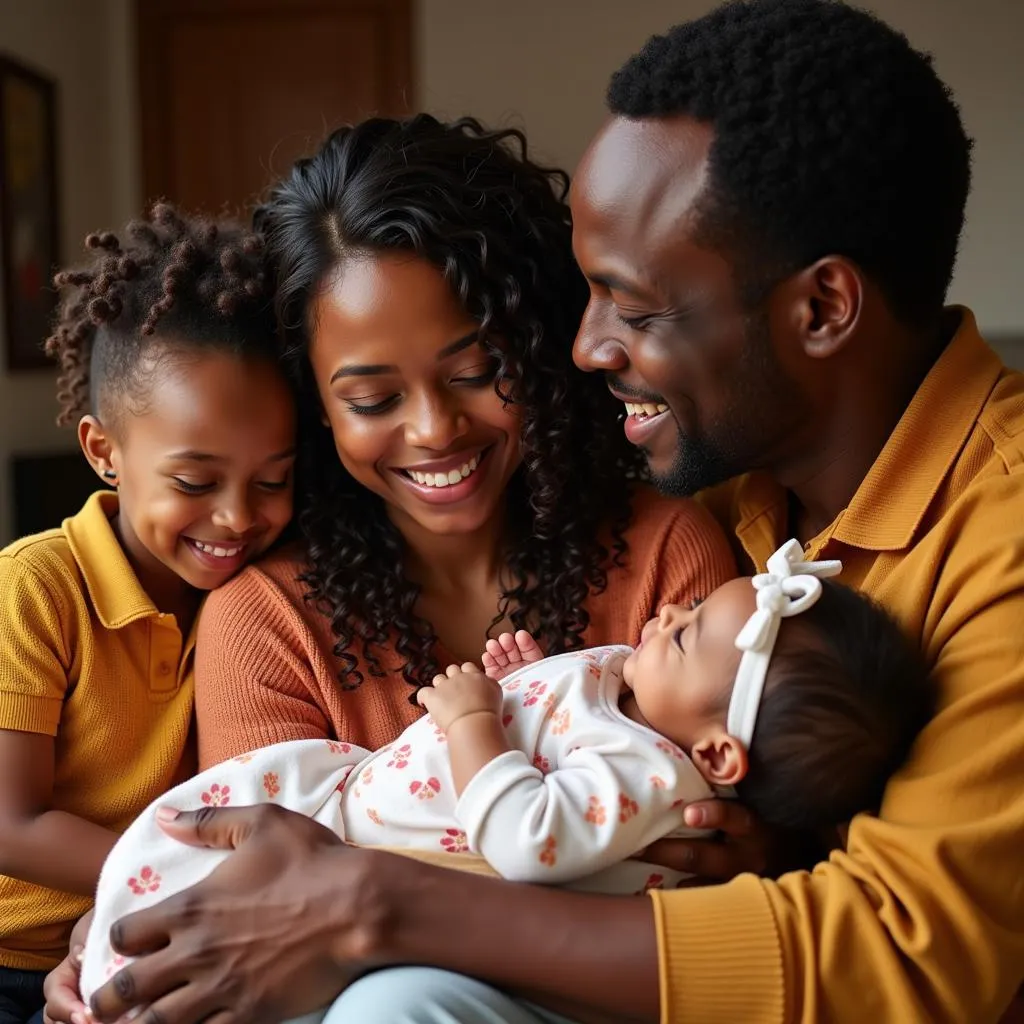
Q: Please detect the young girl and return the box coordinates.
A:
[0,204,295,1024]
[81,539,932,1017]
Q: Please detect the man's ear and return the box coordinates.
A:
[691,730,749,787]
[781,255,864,361]
[78,415,119,486]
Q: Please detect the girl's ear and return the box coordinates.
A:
[79,415,119,486]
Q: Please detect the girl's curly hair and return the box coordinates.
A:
[45,201,277,426]
[256,114,645,696]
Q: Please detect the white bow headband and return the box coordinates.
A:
[726,539,842,747]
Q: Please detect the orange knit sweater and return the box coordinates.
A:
[195,487,735,768]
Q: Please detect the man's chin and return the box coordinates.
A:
[647,445,736,499]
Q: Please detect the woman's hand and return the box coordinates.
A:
[42,910,92,1024]
[640,799,789,881]
[88,804,389,1024]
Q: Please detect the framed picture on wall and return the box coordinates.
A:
[0,54,59,372]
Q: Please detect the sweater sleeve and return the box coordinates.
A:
[194,566,333,769]
[649,488,1024,1023]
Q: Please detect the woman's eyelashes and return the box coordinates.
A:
[344,395,400,416]
[341,363,500,416]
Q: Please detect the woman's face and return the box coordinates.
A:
[307,252,524,537]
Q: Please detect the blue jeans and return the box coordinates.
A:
[318,967,581,1024]
[0,967,47,1024]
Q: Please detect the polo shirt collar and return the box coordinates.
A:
[63,490,159,629]
[731,307,1002,562]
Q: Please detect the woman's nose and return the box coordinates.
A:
[404,391,468,450]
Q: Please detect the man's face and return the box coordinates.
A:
[571,115,811,495]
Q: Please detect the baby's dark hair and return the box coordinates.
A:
[45,202,277,427]
[737,580,934,830]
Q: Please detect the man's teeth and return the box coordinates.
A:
[408,454,481,488]
[624,402,669,419]
[193,540,244,558]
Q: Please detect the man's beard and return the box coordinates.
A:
[649,313,805,498]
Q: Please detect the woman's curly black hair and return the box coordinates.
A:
[45,201,277,427]
[608,0,972,327]
[256,114,645,696]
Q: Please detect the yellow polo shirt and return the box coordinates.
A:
[0,491,195,970]
[652,308,1024,1022]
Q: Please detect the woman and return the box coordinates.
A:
[46,115,736,1024]
[192,114,735,769]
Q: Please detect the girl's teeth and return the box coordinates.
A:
[195,541,243,558]
[624,402,669,419]
[409,454,481,488]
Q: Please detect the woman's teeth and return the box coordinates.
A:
[408,454,481,488]
[624,402,669,419]
[193,540,244,558]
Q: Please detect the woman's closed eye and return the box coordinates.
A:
[450,360,499,386]
[256,476,291,492]
[342,393,400,415]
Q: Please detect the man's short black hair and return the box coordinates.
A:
[608,0,973,327]
[737,579,934,830]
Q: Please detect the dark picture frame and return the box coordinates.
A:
[0,54,59,371]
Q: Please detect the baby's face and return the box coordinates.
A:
[622,578,757,749]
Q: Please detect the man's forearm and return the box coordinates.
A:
[365,850,662,1022]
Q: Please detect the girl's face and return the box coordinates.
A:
[82,349,296,594]
[307,252,524,538]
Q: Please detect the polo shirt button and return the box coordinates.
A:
[157,661,172,676]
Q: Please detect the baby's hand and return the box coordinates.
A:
[417,662,504,732]
[481,630,544,681]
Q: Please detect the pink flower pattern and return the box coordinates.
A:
[409,777,442,800]
[440,828,468,853]
[387,744,412,769]
[522,681,547,706]
[201,783,230,806]
[127,865,161,895]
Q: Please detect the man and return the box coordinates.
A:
[59,2,1024,1023]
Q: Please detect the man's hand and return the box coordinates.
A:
[481,630,544,681]
[639,799,794,881]
[88,804,385,1024]
[417,663,503,732]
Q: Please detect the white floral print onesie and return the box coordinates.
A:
[82,645,714,1000]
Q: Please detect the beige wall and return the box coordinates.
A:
[416,0,1024,337]
[0,0,139,543]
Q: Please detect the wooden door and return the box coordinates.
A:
[136,0,412,216]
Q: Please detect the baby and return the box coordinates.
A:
[82,540,932,1003]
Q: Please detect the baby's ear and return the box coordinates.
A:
[690,730,749,787]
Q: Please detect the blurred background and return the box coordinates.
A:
[0,0,1021,543]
